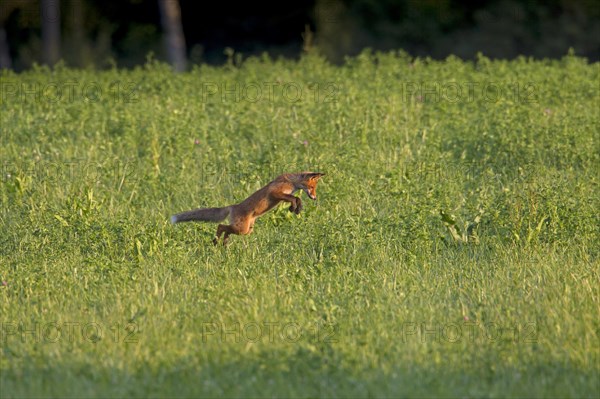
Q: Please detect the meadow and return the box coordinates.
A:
[1,51,598,398]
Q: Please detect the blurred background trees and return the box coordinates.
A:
[0,0,598,71]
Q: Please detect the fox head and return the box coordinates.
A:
[297,172,325,200]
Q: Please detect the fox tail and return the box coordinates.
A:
[170,206,230,224]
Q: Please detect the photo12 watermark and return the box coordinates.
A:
[387,159,539,184]
[1,80,139,104]
[200,321,337,344]
[400,81,537,104]
[1,321,140,344]
[2,159,140,187]
[399,321,538,344]
[198,81,340,103]
[178,161,326,187]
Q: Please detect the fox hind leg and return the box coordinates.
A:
[213,224,235,246]
[213,219,253,246]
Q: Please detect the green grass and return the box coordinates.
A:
[1,51,599,398]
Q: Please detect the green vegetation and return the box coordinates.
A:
[1,52,598,398]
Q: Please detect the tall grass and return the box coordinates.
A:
[1,51,598,398]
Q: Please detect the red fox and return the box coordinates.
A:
[171,172,325,245]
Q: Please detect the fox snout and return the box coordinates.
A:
[304,187,317,200]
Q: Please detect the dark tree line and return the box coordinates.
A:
[1,0,598,71]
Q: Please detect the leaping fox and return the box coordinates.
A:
[171,172,325,245]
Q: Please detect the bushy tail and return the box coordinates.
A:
[170,206,230,224]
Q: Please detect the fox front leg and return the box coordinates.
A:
[289,196,302,214]
[272,192,302,214]
[286,195,302,215]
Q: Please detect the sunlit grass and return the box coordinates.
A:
[1,52,598,398]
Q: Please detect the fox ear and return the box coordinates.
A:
[308,172,325,180]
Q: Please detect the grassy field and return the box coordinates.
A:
[1,51,598,398]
